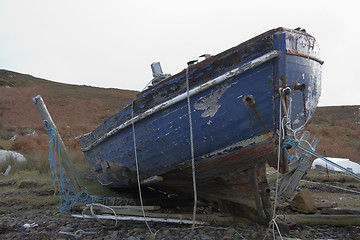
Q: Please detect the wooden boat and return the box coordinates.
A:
[78,27,323,223]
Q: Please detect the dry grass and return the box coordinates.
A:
[0,171,59,212]
[0,79,137,128]
[10,136,48,154]
[301,170,360,207]
[306,106,360,163]
[7,135,87,174]
[0,70,138,174]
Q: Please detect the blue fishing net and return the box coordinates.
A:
[43,120,113,212]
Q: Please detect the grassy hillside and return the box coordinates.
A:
[0,69,359,174]
[306,105,360,163]
[0,69,138,173]
[0,69,138,136]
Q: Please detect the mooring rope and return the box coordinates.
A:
[186,64,198,231]
[131,102,156,236]
[264,89,290,240]
[283,139,360,181]
[82,203,119,228]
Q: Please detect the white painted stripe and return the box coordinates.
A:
[199,132,274,160]
[81,50,280,151]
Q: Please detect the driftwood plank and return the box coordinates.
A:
[286,214,360,226]
[82,205,243,225]
[89,208,233,224]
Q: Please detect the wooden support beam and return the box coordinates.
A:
[33,95,82,193]
[286,214,360,226]
[72,214,208,225]
[97,205,161,211]
[82,205,240,225]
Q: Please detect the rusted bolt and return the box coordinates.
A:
[243,95,255,105]
[294,83,306,92]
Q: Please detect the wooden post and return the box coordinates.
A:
[33,95,82,193]
[277,131,320,201]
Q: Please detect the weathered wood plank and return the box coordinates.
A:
[72,214,208,225]
[83,205,243,225]
[97,205,161,211]
[321,207,360,215]
[286,214,360,226]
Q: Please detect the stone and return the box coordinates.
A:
[225,228,236,234]
[148,234,156,240]
[23,129,38,137]
[60,226,74,233]
[316,200,338,210]
[109,230,119,239]
[46,222,57,230]
[104,231,121,240]
[221,236,233,240]
[10,132,19,141]
[277,202,290,210]
[197,234,212,240]
[276,220,296,235]
[290,189,317,214]
[12,204,22,210]
[0,150,27,166]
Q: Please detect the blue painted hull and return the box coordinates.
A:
[79,27,322,223]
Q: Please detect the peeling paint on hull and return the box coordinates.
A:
[194,82,236,118]
[78,27,322,224]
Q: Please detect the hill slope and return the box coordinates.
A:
[0,69,138,136]
[306,105,360,163]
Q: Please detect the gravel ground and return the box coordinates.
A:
[1,172,360,239]
[1,208,360,240]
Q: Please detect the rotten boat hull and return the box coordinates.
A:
[78,27,322,223]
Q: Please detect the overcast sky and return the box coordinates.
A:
[0,1,359,106]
